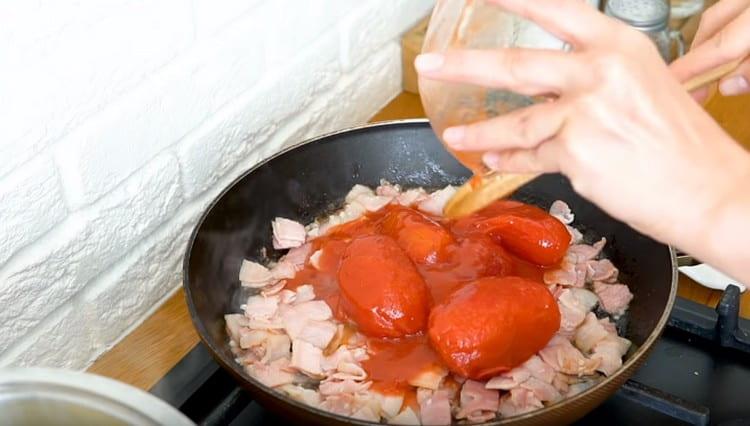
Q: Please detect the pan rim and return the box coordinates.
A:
[181,119,679,425]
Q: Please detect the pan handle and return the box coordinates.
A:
[675,250,700,267]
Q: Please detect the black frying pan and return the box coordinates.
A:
[183,120,677,425]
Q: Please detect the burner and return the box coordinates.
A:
[152,286,750,425]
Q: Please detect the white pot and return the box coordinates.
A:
[0,368,194,425]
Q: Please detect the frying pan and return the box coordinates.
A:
[183,119,677,425]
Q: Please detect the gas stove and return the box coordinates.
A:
[150,285,750,426]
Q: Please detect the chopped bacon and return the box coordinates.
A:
[417,388,452,426]
[521,376,562,402]
[320,393,355,416]
[260,281,286,296]
[567,238,606,263]
[549,200,574,224]
[557,289,589,334]
[244,295,279,321]
[239,260,275,288]
[539,335,600,376]
[353,392,384,421]
[346,184,392,212]
[388,407,420,425]
[575,312,610,353]
[224,314,248,343]
[498,388,544,417]
[297,320,337,349]
[321,346,356,372]
[352,405,380,421]
[407,365,448,390]
[417,185,456,216]
[593,281,634,316]
[246,358,295,388]
[281,300,333,339]
[340,201,368,224]
[270,261,296,280]
[372,390,404,419]
[456,379,499,420]
[239,329,270,349]
[290,339,324,377]
[281,243,312,270]
[272,217,306,249]
[376,180,402,197]
[395,188,428,206]
[280,384,322,407]
[552,372,571,395]
[331,361,368,381]
[293,284,316,304]
[278,289,296,305]
[246,317,284,331]
[319,378,371,396]
[294,301,333,320]
[586,258,619,283]
[591,334,632,376]
[261,333,292,363]
[522,354,556,384]
[569,288,599,312]
[486,368,531,390]
[309,249,323,270]
[544,260,586,287]
[567,225,584,244]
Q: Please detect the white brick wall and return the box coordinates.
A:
[0,0,435,369]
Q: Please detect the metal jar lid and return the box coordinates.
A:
[0,368,194,426]
[605,0,670,32]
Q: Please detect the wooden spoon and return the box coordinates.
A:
[442,58,743,219]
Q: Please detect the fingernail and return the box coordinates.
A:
[415,53,444,72]
[719,76,749,96]
[691,86,709,103]
[442,126,465,147]
[483,152,502,170]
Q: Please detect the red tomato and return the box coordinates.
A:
[379,206,454,264]
[338,235,430,338]
[450,234,514,278]
[452,200,570,266]
[428,276,560,379]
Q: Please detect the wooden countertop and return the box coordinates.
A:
[88,90,750,391]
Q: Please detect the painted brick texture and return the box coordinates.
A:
[0,0,434,368]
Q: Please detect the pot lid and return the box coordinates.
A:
[0,368,194,426]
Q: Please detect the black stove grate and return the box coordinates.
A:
[151,286,750,426]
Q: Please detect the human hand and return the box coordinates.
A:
[670,0,750,101]
[415,0,750,278]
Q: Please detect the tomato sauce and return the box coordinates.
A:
[285,200,570,388]
[362,335,443,392]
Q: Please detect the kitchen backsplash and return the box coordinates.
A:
[0,0,435,369]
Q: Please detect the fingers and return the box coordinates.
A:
[486,0,622,48]
[691,0,750,48]
[442,101,568,152]
[415,49,588,95]
[719,57,750,96]
[482,140,565,174]
[670,8,750,84]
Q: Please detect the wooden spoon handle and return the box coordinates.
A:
[442,59,743,219]
[682,58,743,92]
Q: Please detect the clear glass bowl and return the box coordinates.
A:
[419,0,594,176]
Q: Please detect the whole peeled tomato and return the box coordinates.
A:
[452,200,571,266]
[338,235,431,338]
[379,206,454,265]
[428,276,560,379]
